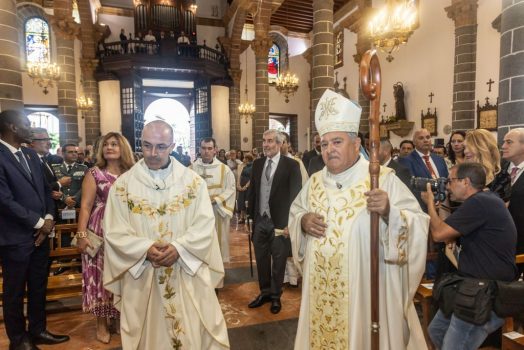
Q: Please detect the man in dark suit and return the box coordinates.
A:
[379,139,411,188]
[307,153,325,175]
[302,132,321,171]
[247,129,302,314]
[502,128,524,275]
[29,128,68,204]
[399,128,449,210]
[0,110,69,350]
[399,129,449,280]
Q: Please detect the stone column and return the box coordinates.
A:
[311,0,335,134]
[77,0,101,145]
[51,0,80,144]
[229,67,242,150]
[251,38,272,149]
[445,0,478,131]
[0,0,23,111]
[497,0,524,140]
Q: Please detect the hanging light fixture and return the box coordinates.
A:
[368,0,417,62]
[189,1,198,14]
[275,4,299,103]
[238,49,255,123]
[77,95,94,119]
[27,62,61,94]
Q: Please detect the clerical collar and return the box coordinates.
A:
[144,158,173,181]
[326,156,361,189]
[202,157,215,165]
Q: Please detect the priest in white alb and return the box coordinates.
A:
[289,89,429,350]
[103,121,229,350]
[191,137,236,263]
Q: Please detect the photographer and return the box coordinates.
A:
[422,162,518,350]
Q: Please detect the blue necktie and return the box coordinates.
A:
[15,151,31,176]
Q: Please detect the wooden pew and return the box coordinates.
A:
[501,254,524,350]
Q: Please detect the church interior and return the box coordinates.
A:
[0,0,523,349]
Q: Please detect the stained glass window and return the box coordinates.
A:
[25,18,50,64]
[268,43,280,84]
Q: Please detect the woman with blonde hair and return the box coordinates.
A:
[76,132,135,343]
[464,128,510,199]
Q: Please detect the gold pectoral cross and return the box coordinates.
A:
[200,168,213,180]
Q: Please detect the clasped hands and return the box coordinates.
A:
[301,189,390,238]
[35,218,55,246]
[147,242,180,268]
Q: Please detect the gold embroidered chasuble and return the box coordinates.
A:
[103,158,229,350]
[289,157,429,350]
[191,158,236,263]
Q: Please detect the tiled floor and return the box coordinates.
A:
[0,221,301,349]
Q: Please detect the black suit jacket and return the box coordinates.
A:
[509,170,524,254]
[0,143,54,246]
[302,149,320,170]
[387,159,412,189]
[247,155,302,229]
[307,154,325,176]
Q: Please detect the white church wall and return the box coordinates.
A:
[98,13,134,42]
[99,80,122,135]
[476,0,501,107]
[335,28,360,104]
[196,25,225,48]
[196,0,225,20]
[211,85,230,150]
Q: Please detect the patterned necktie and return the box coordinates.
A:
[15,151,31,176]
[265,159,272,181]
[67,164,72,173]
[422,155,437,179]
[510,166,519,184]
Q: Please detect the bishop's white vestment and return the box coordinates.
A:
[191,157,236,263]
[289,157,429,350]
[103,158,229,350]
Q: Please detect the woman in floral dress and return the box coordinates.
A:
[76,132,135,343]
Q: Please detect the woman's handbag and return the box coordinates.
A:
[71,229,103,258]
[493,280,524,318]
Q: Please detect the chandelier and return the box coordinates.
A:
[77,95,94,119]
[275,70,299,103]
[189,2,197,14]
[238,50,255,123]
[368,0,417,62]
[27,62,61,94]
[77,96,94,110]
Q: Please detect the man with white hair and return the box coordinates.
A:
[247,129,302,314]
[289,89,429,349]
[502,127,524,275]
[103,121,229,349]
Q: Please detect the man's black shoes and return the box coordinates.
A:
[31,330,70,345]
[248,294,271,308]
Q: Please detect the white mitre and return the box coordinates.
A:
[315,89,362,136]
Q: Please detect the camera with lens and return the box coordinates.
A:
[411,177,447,202]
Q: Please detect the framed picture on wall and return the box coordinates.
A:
[476,98,498,131]
[421,108,437,136]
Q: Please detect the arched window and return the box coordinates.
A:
[268,43,280,84]
[25,17,50,64]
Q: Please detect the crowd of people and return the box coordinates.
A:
[0,87,523,349]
